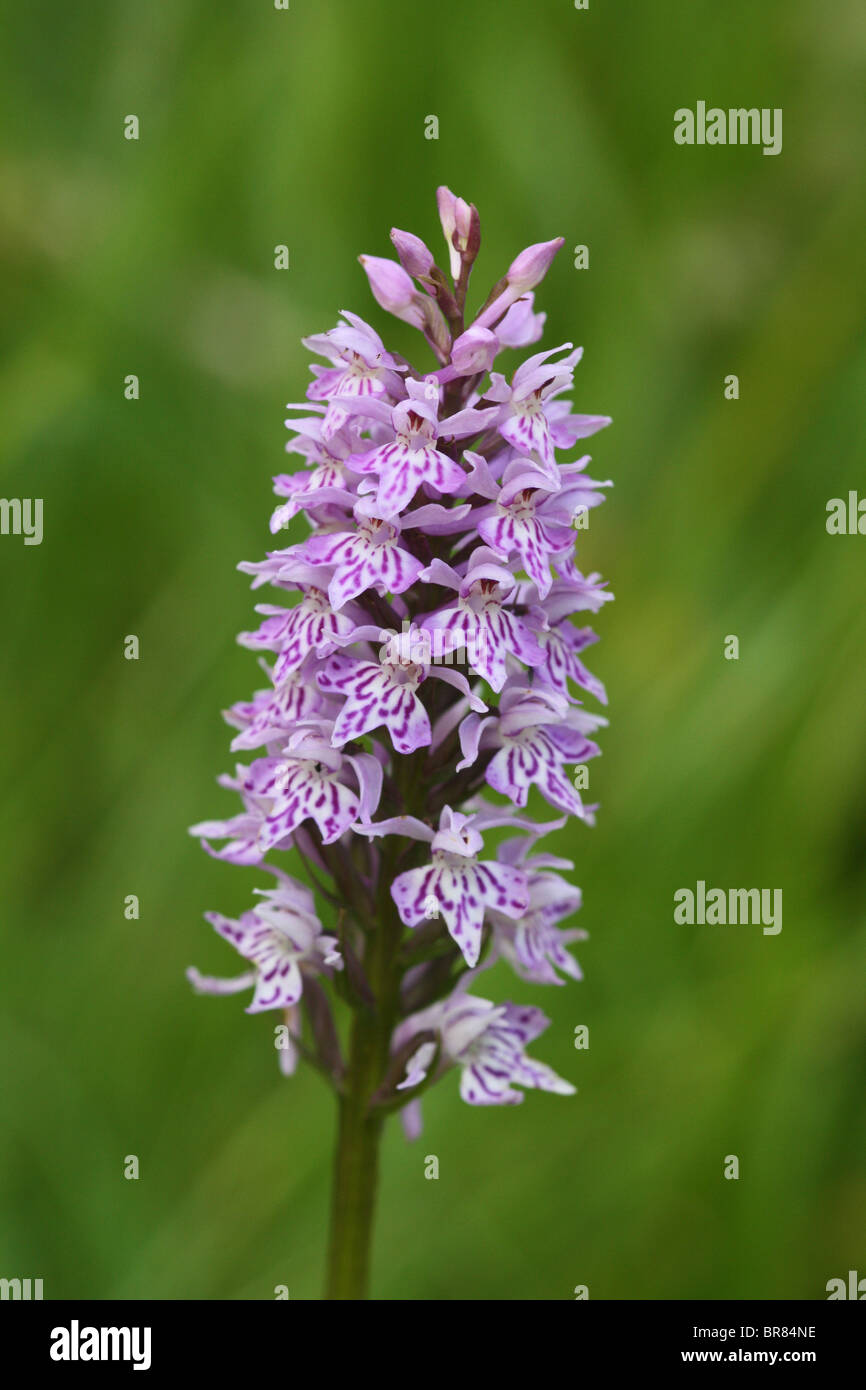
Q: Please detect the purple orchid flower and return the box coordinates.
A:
[238,584,358,683]
[188,880,341,1014]
[316,628,486,756]
[225,656,335,750]
[418,547,547,692]
[396,991,575,1109]
[303,312,406,437]
[457,682,603,817]
[357,805,532,967]
[304,510,425,609]
[346,378,469,517]
[487,839,587,985]
[244,728,381,850]
[188,189,613,1301]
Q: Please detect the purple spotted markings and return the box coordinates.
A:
[189,187,612,1128]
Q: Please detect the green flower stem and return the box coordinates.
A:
[324,837,407,1300]
[323,1010,387,1300]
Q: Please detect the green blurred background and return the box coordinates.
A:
[2,0,865,1301]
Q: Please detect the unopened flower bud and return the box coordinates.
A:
[506,238,564,293]
[474,239,564,331]
[390,228,435,279]
[359,255,427,330]
[436,185,475,279]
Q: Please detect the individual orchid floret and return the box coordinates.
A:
[473,460,582,598]
[345,378,469,518]
[225,656,334,750]
[397,990,575,1107]
[303,312,407,437]
[458,684,602,817]
[357,806,530,967]
[374,620,489,708]
[419,548,545,692]
[525,613,608,705]
[484,344,602,473]
[187,875,340,1014]
[488,841,586,985]
[317,649,431,755]
[244,728,381,850]
[317,629,486,756]
[493,904,586,987]
[304,511,425,609]
[237,585,358,684]
[190,761,276,865]
[271,421,365,528]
